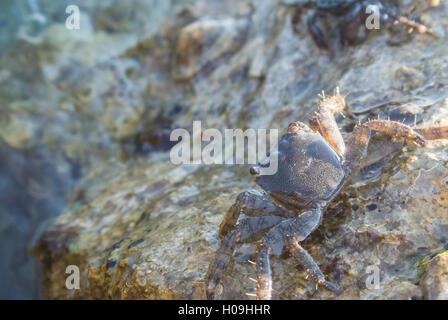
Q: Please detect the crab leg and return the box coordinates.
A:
[345,121,448,171]
[365,122,448,143]
[206,214,286,299]
[288,237,342,294]
[309,88,347,155]
[206,229,241,300]
[256,208,339,299]
[344,124,371,171]
[365,119,426,146]
[219,190,292,239]
[256,247,273,300]
[415,126,448,141]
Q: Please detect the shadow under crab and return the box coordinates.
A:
[205,89,448,300]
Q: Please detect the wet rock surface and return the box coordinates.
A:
[2,0,448,299]
[421,251,448,299]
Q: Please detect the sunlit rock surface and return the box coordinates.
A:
[421,251,448,299]
[2,0,447,299]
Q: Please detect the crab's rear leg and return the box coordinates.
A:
[309,88,347,155]
[415,126,448,141]
[344,121,448,171]
[365,119,427,146]
[206,229,241,300]
[344,124,371,171]
[365,120,448,146]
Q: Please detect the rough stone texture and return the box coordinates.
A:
[421,252,448,299]
[385,282,422,300]
[3,0,446,299]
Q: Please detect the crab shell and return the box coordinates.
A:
[252,123,346,210]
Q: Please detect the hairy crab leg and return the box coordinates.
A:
[256,208,331,299]
[256,246,273,300]
[206,229,241,300]
[365,119,426,146]
[415,126,448,141]
[357,125,448,169]
[219,190,291,239]
[345,121,448,171]
[309,88,347,155]
[288,236,342,294]
[206,215,286,300]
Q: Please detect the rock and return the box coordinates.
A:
[1,0,446,299]
[421,252,448,300]
[172,18,249,80]
[0,111,36,149]
[386,282,422,300]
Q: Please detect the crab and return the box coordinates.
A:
[205,89,448,300]
[288,0,434,50]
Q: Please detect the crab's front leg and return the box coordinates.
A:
[219,190,293,239]
[309,88,347,155]
[206,190,290,299]
[206,229,241,300]
[257,207,341,299]
[206,214,286,299]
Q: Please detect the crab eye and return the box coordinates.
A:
[288,122,301,133]
[250,166,260,175]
